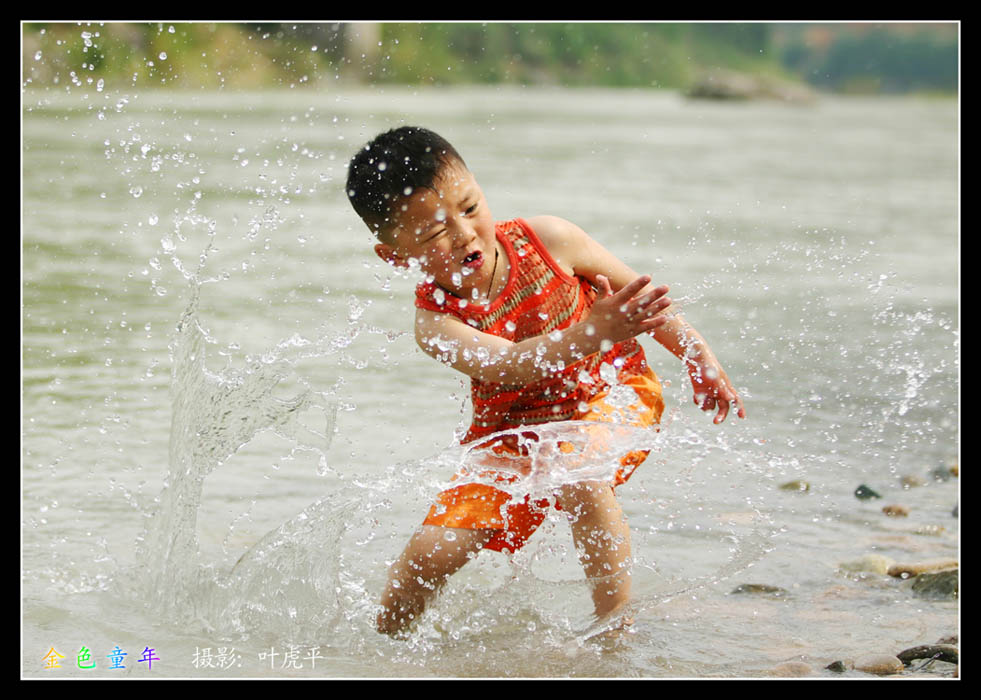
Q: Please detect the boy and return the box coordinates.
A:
[346,126,745,637]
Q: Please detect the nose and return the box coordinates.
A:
[452,222,477,249]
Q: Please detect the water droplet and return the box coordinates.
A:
[129,186,143,198]
[158,52,168,61]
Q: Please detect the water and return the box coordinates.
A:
[23,86,958,678]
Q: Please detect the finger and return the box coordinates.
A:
[639,311,672,332]
[595,275,614,298]
[640,284,670,304]
[641,294,673,315]
[717,383,746,420]
[714,399,730,424]
[612,274,651,303]
[733,395,747,419]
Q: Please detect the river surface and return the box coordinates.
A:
[22,85,958,678]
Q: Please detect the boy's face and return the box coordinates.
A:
[375,163,497,301]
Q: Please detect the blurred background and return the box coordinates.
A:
[22,21,958,96]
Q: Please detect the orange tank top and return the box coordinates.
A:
[415,218,648,444]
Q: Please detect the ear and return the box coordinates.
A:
[374,242,408,269]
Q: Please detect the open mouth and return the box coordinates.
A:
[462,251,483,268]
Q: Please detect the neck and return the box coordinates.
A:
[485,246,500,301]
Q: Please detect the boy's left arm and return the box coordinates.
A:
[529,215,746,424]
[650,315,746,424]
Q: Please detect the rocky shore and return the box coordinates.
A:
[685,69,818,104]
[754,461,960,678]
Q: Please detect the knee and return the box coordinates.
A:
[557,481,619,519]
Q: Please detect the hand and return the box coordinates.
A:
[587,275,672,344]
[688,358,746,424]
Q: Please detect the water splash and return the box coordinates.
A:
[126,226,775,650]
[133,271,339,632]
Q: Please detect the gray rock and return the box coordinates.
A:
[896,644,958,666]
[854,484,881,500]
[931,465,953,481]
[910,569,958,600]
[729,583,790,597]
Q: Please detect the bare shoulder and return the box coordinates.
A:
[524,215,589,274]
[525,215,587,246]
[526,216,643,290]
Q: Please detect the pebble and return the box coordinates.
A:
[896,644,958,666]
[853,654,905,676]
[882,503,909,517]
[770,661,813,677]
[911,569,958,600]
[887,559,958,578]
[838,554,894,575]
[825,660,847,673]
[854,484,881,500]
[930,466,953,482]
[900,474,926,488]
[729,583,790,597]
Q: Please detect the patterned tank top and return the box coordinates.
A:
[415,218,648,443]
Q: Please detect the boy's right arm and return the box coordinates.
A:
[414,276,671,385]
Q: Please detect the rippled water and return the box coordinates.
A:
[23,86,958,678]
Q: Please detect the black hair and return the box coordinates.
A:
[345,126,466,237]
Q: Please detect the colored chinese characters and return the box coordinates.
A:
[42,645,160,671]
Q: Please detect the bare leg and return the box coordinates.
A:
[377,525,494,636]
[555,481,632,620]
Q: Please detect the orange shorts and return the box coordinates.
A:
[422,368,664,553]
